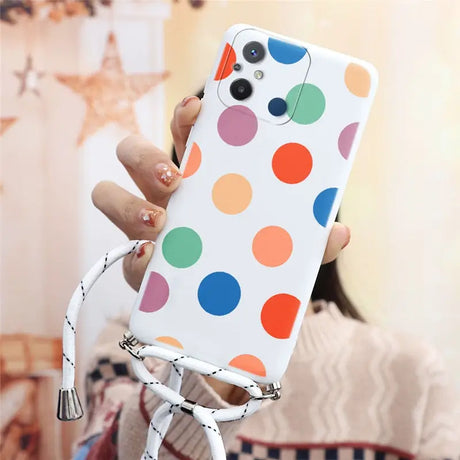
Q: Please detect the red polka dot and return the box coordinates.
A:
[214,43,236,80]
[261,294,300,339]
[272,143,312,184]
[183,143,201,178]
[228,354,266,377]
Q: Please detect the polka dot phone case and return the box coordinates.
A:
[129,24,378,384]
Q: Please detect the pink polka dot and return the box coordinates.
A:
[217,105,258,146]
[139,272,169,312]
[338,122,359,160]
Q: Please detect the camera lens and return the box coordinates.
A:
[243,41,265,64]
[230,78,253,100]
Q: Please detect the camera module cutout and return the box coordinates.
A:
[230,78,253,100]
[243,41,265,64]
[216,29,310,125]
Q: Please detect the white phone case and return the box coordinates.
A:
[129,24,378,384]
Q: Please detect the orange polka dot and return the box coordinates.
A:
[252,226,293,267]
[261,294,300,339]
[212,174,252,215]
[155,336,184,349]
[182,143,202,178]
[228,354,266,377]
[272,143,312,184]
[214,43,236,80]
[345,63,371,97]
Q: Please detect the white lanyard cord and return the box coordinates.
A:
[131,350,264,460]
[57,240,269,459]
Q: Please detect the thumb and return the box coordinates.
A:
[322,223,351,264]
[123,242,155,291]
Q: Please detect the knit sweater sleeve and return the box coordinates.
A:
[416,345,460,459]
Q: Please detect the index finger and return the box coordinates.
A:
[170,96,202,163]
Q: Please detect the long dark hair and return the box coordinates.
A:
[172,89,364,322]
[311,230,364,321]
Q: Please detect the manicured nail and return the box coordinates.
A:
[140,208,163,227]
[136,242,154,259]
[136,242,148,258]
[341,226,351,249]
[155,163,181,187]
[181,96,197,107]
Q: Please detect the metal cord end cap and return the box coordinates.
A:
[180,399,197,416]
[57,387,84,421]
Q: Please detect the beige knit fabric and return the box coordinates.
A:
[76,302,460,459]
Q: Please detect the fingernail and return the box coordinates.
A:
[136,242,153,259]
[136,242,148,258]
[181,96,197,107]
[155,163,181,187]
[341,226,351,249]
[140,208,163,227]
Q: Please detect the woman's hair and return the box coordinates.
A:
[310,230,364,321]
[171,88,364,322]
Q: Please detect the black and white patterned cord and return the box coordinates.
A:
[59,240,264,460]
[132,346,263,460]
[61,240,145,389]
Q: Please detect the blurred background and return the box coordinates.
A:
[1,0,459,457]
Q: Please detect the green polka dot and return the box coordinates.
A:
[286,83,326,124]
[162,227,202,268]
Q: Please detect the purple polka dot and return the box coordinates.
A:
[217,105,258,146]
[338,122,359,159]
[139,272,169,312]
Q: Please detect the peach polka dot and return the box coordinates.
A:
[183,143,202,178]
[228,354,266,377]
[345,63,371,97]
[252,226,293,267]
[212,174,252,215]
[155,336,184,349]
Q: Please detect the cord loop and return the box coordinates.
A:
[58,240,274,459]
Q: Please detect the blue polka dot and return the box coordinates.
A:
[268,97,287,116]
[198,272,241,316]
[313,188,338,227]
[268,38,307,64]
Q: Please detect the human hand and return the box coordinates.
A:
[92,95,350,291]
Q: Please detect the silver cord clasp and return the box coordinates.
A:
[180,399,197,415]
[119,330,145,361]
[251,381,282,400]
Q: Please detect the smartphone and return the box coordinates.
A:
[129,24,378,384]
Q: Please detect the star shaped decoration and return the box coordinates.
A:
[0,117,18,136]
[14,55,45,96]
[55,32,169,146]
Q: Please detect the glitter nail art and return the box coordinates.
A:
[156,163,181,187]
[140,209,162,227]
